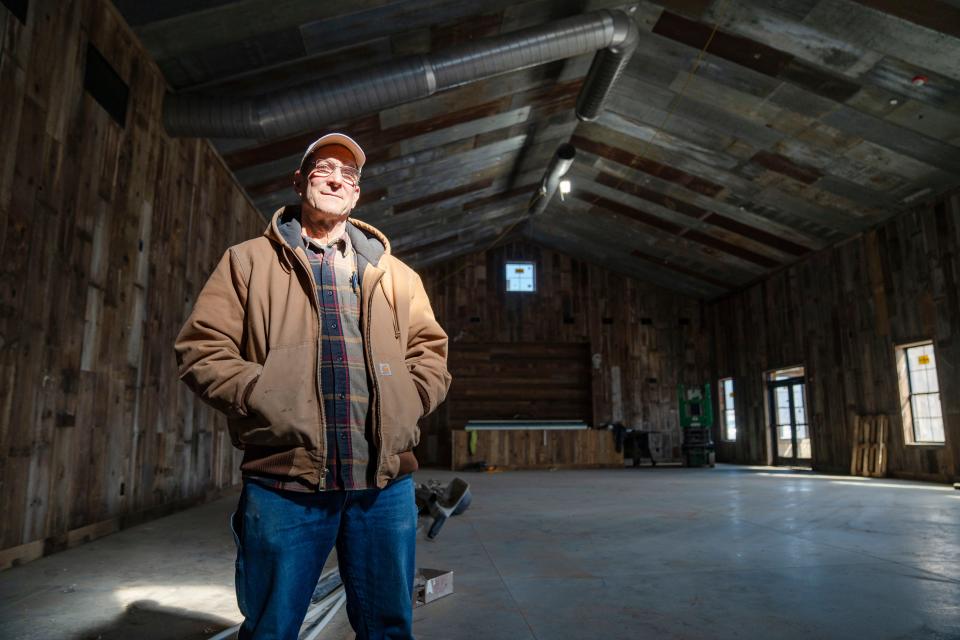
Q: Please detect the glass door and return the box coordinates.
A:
[768,367,811,466]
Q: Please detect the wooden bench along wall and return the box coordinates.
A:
[451,429,622,470]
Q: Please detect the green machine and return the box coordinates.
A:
[678,384,716,467]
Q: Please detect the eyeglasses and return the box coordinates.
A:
[305,159,360,187]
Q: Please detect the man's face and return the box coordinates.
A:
[293,145,361,218]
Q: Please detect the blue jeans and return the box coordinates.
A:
[230,475,417,639]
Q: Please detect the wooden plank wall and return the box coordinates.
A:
[0,0,263,568]
[414,240,709,468]
[709,192,960,483]
[446,342,593,426]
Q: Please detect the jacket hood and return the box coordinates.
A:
[264,205,398,334]
[264,205,391,268]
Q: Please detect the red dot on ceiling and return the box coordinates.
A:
[911,75,929,86]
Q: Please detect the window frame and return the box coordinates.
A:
[504,261,536,293]
[896,340,946,446]
[718,377,737,442]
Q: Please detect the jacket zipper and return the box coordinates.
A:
[283,243,327,487]
[363,270,385,475]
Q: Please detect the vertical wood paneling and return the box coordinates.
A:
[709,192,960,483]
[0,0,263,568]
[414,240,709,468]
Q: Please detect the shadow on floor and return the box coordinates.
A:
[76,600,235,640]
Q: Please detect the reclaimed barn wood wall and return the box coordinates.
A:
[709,192,960,483]
[0,0,263,569]
[444,342,594,427]
[413,239,709,468]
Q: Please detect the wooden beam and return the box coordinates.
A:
[463,183,538,211]
[651,10,861,102]
[594,172,811,256]
[571,134,724,198]
[850,0,960,38]
[629,248,733,290]
[393,177,495,214]
[576,191,781,268]
[750,150,824,185]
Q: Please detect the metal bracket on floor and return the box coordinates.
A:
[207,568,345,640]
[415,477,472,540]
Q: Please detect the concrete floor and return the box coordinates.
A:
[1,465,958,640]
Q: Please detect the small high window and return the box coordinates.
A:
[505,262,535,292]
[896,342,945,444]
[719,377,737,441]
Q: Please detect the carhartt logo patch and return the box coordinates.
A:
[379,363,393,376]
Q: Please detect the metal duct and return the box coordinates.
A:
[529,143,576,216]
[163,9,639,138]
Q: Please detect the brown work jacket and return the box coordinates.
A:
[174,206,451,489]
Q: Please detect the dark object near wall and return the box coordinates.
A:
[84,44,129,126]
[1,0,27,24]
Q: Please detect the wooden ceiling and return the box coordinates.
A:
[114,0,960,299]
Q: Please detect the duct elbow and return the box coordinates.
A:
[574,10,639,122]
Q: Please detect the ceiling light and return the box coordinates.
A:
[558,179,572,200]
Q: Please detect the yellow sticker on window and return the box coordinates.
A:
[918,355,930,365]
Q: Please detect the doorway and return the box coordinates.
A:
[767,366,811,467]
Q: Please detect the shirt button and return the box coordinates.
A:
[336,356,343,362]
[330,322,337,329]
[326,290,333,296]
[339,393,346,399]
[340,433,348,439]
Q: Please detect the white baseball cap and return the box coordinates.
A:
[300,133,366,171]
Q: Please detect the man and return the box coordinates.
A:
[175,133,451,639]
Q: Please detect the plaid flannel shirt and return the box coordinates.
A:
[245,230,372,492]
[309,231,372,490]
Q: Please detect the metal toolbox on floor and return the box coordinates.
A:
[414,568,454,607]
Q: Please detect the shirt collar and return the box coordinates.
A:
[302,228,352,257]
